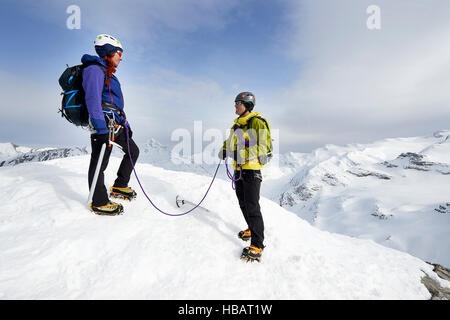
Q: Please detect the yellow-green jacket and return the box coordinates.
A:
[222,112,271,170]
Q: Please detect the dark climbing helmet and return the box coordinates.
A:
[235,92,256,111]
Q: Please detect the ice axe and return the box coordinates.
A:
[87,142,107,206]
[176,195,210,212]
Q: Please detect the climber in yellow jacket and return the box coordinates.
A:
[219,91,272,262]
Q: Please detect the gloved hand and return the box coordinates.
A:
[218,149,227,160]
[258,154,268,165]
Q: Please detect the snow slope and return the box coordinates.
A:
[0,155,448,299]
[262,130,450,267]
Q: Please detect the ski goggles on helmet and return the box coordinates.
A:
[116,51,122,57]
[235,101,243,105]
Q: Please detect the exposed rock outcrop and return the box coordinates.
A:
[422,263,450,300]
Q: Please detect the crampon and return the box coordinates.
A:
[110,186,137,201]
[240,245,262,263]
[90,201,123,216]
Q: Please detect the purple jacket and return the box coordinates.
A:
[81,54,126,135]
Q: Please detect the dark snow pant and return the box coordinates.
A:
[235,169,264,249]
[88,128,139,207]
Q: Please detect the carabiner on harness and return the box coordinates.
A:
[105,111,120,147]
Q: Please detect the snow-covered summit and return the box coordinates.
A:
[0,154,448,299]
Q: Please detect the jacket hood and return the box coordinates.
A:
[234,112,262,126]
[81,54,107,68]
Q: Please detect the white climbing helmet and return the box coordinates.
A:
[94,34,123,57]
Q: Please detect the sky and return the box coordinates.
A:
[1,0,450,153]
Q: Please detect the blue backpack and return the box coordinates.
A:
[58,63,105,127]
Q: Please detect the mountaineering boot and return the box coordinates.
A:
[110,186,137,201]
[240,245,263,262]
[90,201,124,216]
[238,228,251,241]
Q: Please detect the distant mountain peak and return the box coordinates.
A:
[144,138,167,151]
[433,130,450,138]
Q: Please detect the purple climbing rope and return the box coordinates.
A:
[224,158,242,190]
[124,126,221,216]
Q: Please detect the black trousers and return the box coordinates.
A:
[235,169,264,248]
[88,128,139,206]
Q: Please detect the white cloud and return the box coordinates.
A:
[272,0,450,150]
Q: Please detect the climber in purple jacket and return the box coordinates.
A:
[82,34,139,216]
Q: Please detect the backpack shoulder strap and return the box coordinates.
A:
[247,116,272,155]
[247,116,269,132]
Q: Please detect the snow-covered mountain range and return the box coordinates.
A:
[0,143,88,167]
[261,130,450,268]
[1,132,449,299]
